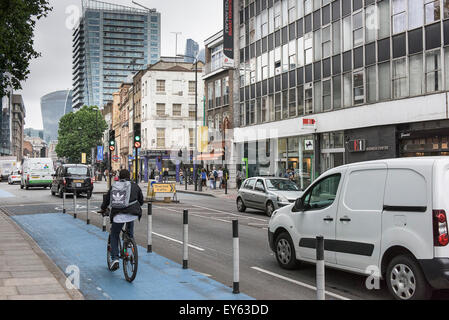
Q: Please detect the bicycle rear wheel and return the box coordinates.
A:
[123,238,138,282]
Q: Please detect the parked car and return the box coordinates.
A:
[237,177,303,217]
[268,157,449,300]
[8,170,21,184]
[51,164,93,198]
[21,158,54,190]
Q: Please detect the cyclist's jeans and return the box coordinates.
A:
[110,221,134,260]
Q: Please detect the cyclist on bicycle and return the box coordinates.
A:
[100,169,144,271]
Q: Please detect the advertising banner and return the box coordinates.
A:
[223,0,234,68]
[97,146,104,162]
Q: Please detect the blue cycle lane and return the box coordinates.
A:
[12,213,254,300]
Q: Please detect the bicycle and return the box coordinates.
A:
[99,209,138,282]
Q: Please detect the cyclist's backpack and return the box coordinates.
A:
[110,181,138,209]
[213,170,218,178]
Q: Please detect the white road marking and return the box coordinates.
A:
[152,232,205,252]
[250,266,351,301]
[192,204,269,222]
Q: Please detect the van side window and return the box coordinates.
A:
[303,174,341,210]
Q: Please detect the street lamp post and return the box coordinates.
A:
[177,54,200,191]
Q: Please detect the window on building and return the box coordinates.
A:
[322,26,331,59]
[208,83,214,109]
[379,62,391,100]
[343,16,352,52]
[410,54,423,95]
[426,49,441,93]
[425,0,440,24]
[392,58,408,98]
[343,73,352,107]
[215,80,222,106]
[333,75,342,109]
[189,128,194,148]
[305,86,313,114]
[157,128,165,148]
[305,33,313,65]
[314,30,321,61]
[353,11,363,47]
[282,90,288,119]
[289,40,296,69]
[189,104,196,119]
[353,70,364,105]
[188,81,195,94]
[297,85,304,115]
[289,88,296,117]
[366,65,377,103]
[409,0,424,30]
[275,92,282,120]
[333,20,341,55]
[240,103,245,126]
[378,0,390,39]
[314,81,322,113]
[156,80,165,93]
[156,103,166,116]
[223,77,230,105]
[365,5,376,43]
[172,104,182,116]
[323,79,331,111]
[274,1,282,29]
[261,96,268,123]
[392,0,407,34]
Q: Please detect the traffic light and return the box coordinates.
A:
[109,130,115,152]
[134,123,141,149]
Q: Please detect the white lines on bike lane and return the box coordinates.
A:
[250,266,351,301]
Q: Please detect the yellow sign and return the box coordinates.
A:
[153,183,176,193]
[198,126,208,152]
[81,153,86,164]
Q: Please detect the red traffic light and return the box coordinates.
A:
[109,146,115,151]
[134,141,141,149]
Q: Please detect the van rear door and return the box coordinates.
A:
[433,159,449,258]
[335,163,387,272]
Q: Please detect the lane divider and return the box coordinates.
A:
[250,266,351,301]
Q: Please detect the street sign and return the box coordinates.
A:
[97,146,104,162]
[305,140,314,151]
[81,153,86,164]
[153,183,176,193]
[301,118,317,129]
[112,155,119,162]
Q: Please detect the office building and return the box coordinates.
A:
[72,0,161,109]
[184,39,200,63]
[233,0,449,190]
[41,90,73,143]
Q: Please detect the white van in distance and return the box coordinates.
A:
[21,158,54,190]
[268,157,449,300]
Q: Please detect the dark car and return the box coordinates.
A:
[51,164,93,198]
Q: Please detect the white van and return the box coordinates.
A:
[21,158,54,190]
[268,157,449,300]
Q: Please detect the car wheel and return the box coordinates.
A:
[386,255,432,300]
[236,197,246,212]
[266,201,275,217]
[275,232,300,270]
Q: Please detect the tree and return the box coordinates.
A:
[56,106,107,163]
[0,0,52,97]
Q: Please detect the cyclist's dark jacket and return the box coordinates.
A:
[101,179,144,223]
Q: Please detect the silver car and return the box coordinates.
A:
[236,177,303,217]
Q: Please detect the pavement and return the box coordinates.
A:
[0,210,84,300]
[93,180,238,199]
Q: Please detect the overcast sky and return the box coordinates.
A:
[18,0,222,130]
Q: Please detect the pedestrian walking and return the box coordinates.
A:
[217,167,223,189]
[179,169,184,185]
[236,169,243,189]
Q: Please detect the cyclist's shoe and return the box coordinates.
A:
[110,259,119,271]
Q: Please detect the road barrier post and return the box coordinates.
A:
[316,235,325,300]
[102,214,107,232]
[73,192,77,219]
[183,210,188,269]
[147,203,152,253]
[62,192,66,214]
[86,195,90,225]
[233,219,240,294]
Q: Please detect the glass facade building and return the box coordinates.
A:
[41,90,73,143]
[234,0,449,189]
[72,0,161,109]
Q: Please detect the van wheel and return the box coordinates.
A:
[266,201,275,217]
[275,232,300,270]
[237,197,246,212]
[386,255,432,300]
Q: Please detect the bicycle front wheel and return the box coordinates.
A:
[123,238,138,282]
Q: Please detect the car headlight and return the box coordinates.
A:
[277,195,289,203]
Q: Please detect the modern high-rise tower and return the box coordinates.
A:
[41,90,73,143]
[184,39,199,63]
[72,0,161,109]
